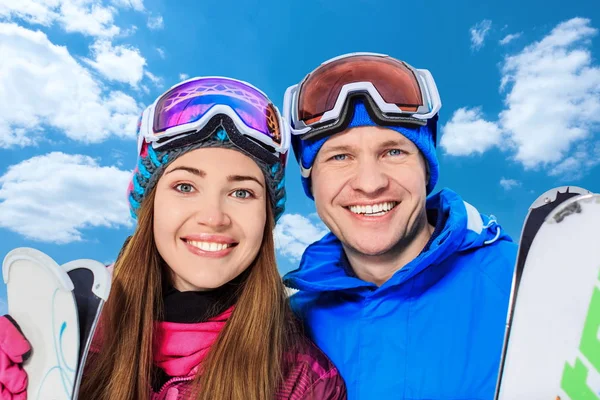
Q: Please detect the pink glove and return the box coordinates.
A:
[0,316,30,400]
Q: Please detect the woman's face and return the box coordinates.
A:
[153,147,267,291]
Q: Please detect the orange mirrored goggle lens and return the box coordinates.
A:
[297,55,424,123]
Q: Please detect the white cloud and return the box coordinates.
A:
[145,71,163,87]
[443,18,600,179]
[0,0,60,26]
[110,148,127,167]
[0,23,141,147]
[500,177,521,190]
[549,141,600,180]
[156,47,165,59]
[0,0,130,38]
[147,14,163,30]
[440,107,503,156]
[275,214,329,262]
[0,125,34,148]
[0,0,146,37]
[470,19,492,50]
[120,24,137,37]
[179,73,189,81]
[0,152,133,243]
[59,1,120,37]
[84,40,146,86]
[499,18,600,170]
[110,0,144,12]
[500,32,522,45]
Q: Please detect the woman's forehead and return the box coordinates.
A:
[172,147,261,172]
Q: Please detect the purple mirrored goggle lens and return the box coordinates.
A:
[153,77,282,145]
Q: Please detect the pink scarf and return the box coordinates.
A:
[152,306,234,377]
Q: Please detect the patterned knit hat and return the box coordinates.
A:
[127,124,286,222]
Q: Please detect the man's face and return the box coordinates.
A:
[311,126,429,257]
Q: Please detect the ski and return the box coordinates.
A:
[495,193,600,399]
[61,259,111,400]
[494,186,591,398]
[2,248,112,399]
[3,247,80,399]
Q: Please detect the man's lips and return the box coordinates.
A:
[344,201,399,217]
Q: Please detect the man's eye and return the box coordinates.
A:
[387,149,404,156]
[332,154,347,161]
[175,183,194,193]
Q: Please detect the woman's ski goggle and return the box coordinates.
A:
[283,52,442,141]
[137,76,289,163]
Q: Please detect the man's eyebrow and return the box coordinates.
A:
[321,139,411,154]
[227,174,264,188]
[320,144,355,154]
[164,166,206,176]
[377,139,412,148]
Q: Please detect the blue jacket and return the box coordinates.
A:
[283,188,518,400]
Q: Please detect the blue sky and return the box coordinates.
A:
[1,0,599,315]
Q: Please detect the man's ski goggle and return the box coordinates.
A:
[138,76,289,163]
[283,52,442,141]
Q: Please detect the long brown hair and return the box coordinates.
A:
[79,184,298,399]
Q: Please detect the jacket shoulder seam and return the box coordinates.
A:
[297,365,341,398]
[470,242,516,296]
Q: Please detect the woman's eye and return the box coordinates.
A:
[232,189,252,199]
[175,183,194,193]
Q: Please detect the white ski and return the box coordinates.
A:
[3,248,80,399]
[495,193,600,399]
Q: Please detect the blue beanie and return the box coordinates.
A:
[292,100,439,199]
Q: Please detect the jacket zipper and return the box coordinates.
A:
[155,376,194,398]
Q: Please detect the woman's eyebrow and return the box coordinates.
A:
[164,166,206,177]
[227,174,264,188]
[164,167,264,188]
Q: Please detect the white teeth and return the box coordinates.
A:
[187,240,231,252]
[349,202,397,216]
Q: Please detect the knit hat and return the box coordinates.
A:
[127,125,286,222]
[292,100,439,199]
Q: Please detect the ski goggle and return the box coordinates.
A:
[283,52,442,141]
[137,76,289,164]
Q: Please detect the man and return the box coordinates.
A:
[282,52,518,400]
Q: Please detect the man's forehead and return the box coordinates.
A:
[322,126,413,149]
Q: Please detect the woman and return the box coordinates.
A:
[0,76,346,400]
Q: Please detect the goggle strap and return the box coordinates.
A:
[156,115,281,166]
[299,93,426,142]
[299,163,312,178]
